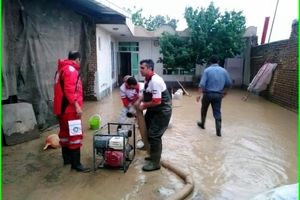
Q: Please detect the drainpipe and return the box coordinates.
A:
[268,0,280,43]
[261,17,270,44]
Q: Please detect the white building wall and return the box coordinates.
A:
[93,26,193,96]
[138,39,193,82]
[111,39,118,86]
[95,25,114,100]
[138,40,163,81]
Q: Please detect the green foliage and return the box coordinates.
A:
[130,8,145,27]
[128,3,246,71]
[144,15,178,31]
[158,33,193,70]
[184,2,246,64]
[128,7,178,31]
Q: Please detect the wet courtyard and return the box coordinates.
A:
[3,89,297,200]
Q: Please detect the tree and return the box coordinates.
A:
[144,15,178,31]
[184,2,246,64]
[128,7,178,31]
[130,8,145,27]
[158,33,193,70]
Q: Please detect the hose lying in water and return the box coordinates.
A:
[134,106,194,199]
[161,159,194,200]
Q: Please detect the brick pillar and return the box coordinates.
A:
[285,20,298,69]
[290,19,298,39]
[85,27,98,101]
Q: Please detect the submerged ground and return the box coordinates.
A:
[3,89,297,200]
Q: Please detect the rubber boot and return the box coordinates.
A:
[142,144,161,172]
[144,157,151,161]
[62,147,71,165]
[117,124,122,130]
[144,146,151,161]
[197,122,205,129]
[70,148,90,173]
[197,112,206,129]
[215,119,222,137]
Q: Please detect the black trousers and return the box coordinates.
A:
[145,106,172,162]
[201,93,223,121]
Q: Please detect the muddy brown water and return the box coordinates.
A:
[3,89,297,200]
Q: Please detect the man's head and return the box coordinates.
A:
[208,55,219,65]
[68,51,81,63]
[139,59,154,77]
[126,76,138,89]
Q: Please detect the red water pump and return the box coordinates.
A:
[93,123,135,172]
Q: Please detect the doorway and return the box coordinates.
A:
[120,52,131,77]
[118,42,139,85]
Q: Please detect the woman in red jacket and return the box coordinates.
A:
[53,51,90,173]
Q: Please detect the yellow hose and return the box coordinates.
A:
[135,107,194,199]
[161,159,194,200]
[135,109,150,153]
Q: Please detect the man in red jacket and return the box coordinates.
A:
[53,51,90,173]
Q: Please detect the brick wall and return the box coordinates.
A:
[250,21,298,111]
[84,26,98,101]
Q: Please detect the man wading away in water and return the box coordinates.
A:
[137,59,172,171]
[196,55,232,137]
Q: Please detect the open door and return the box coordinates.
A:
[131,52,139,78]
[119,52,131,85]
[118,42,139,85]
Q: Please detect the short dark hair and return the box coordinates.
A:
[68,51,81,60]
[209,55,219,64]
[126,76,137,86]
[140,59,154,70]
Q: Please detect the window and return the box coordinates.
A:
[163,67,195,75]
[98,37,101,51]
[111,42,115,79]
[119,42,139,52]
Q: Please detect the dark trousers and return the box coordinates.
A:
[145,106,172,163]
[62,147,82,167]
[201,93,223,123]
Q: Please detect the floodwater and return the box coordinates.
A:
[3,89,297,200]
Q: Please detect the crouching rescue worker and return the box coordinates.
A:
[53,51,90,173]
[118,75,149,150]
[137,59,172,171]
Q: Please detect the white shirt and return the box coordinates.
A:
[120,82,144,102]
[145,74,166,100]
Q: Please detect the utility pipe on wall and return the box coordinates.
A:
[268,0,280,43]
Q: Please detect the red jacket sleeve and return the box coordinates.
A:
[61,66,79,105]
[121,98,130,107]
[152,98,161,104]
